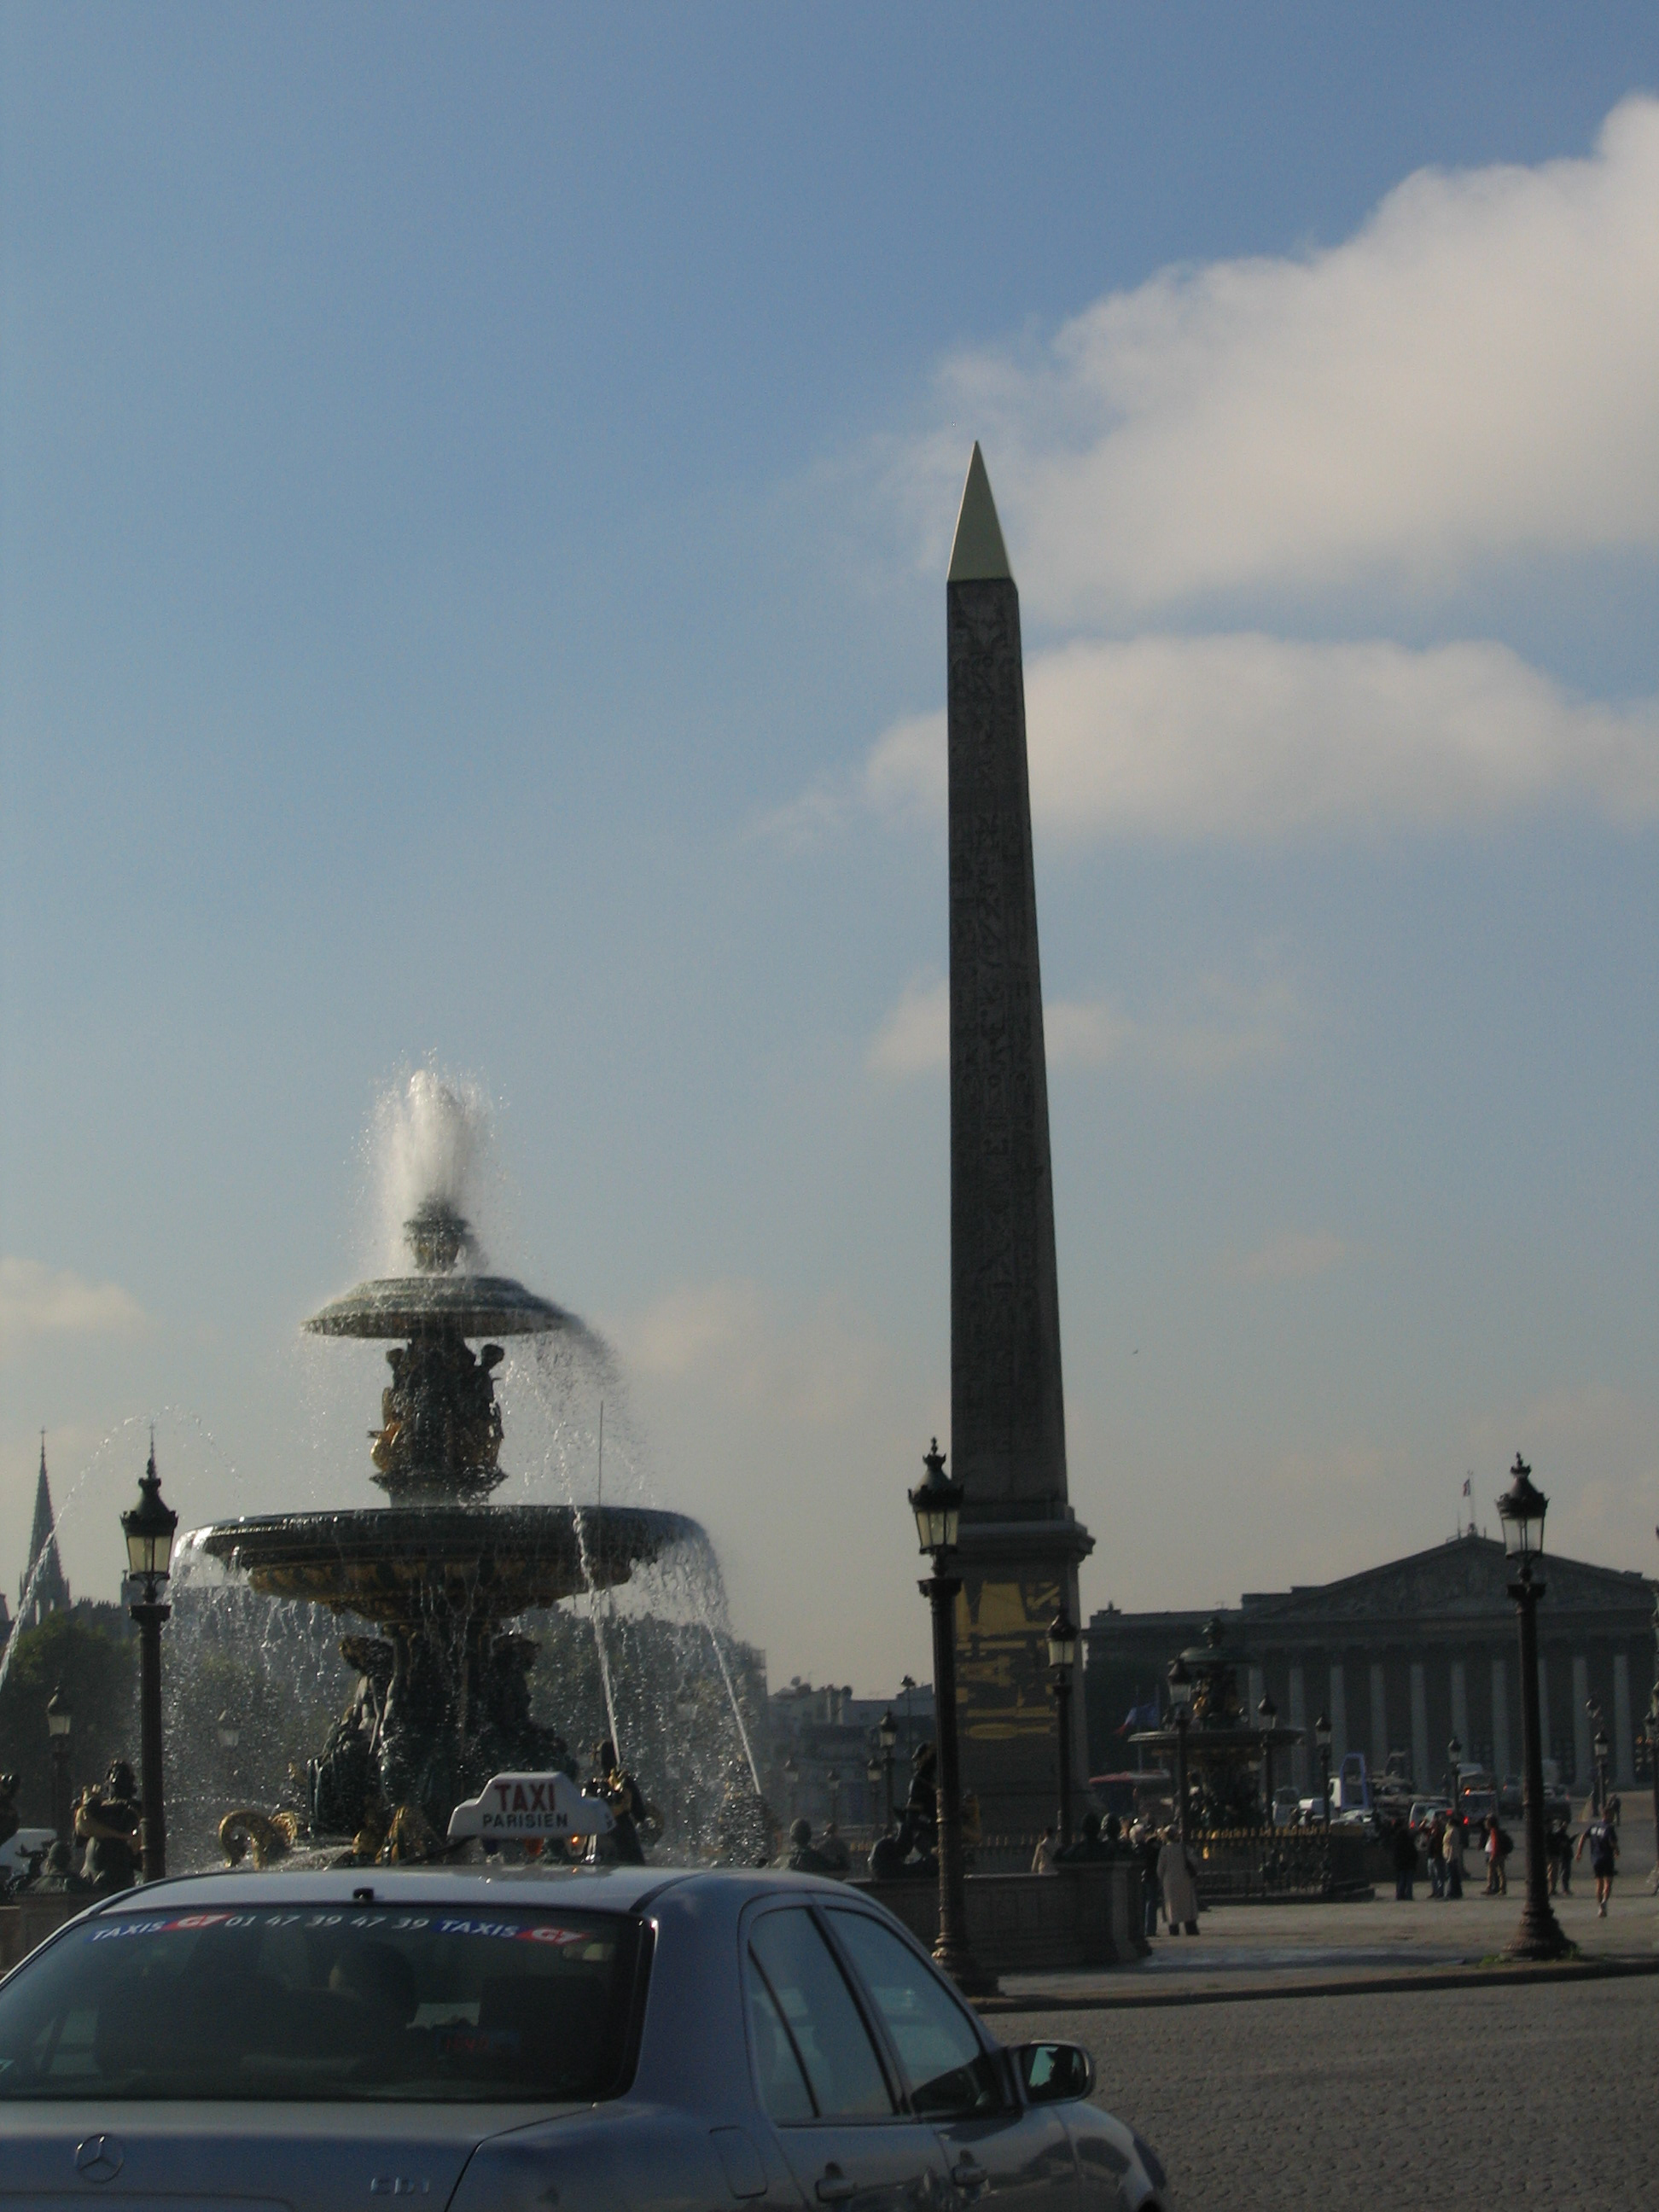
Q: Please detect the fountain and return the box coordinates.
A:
[189,1085,709,1848]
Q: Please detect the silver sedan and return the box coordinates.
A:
[0,1866,1170,2211]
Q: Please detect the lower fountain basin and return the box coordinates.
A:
[190,1504,701,1627]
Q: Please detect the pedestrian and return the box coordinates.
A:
[1426,1813,1446,1899]
[1442,1811,1464,1898]
[1155,1826,1201,1936]
[1576,1807,1619,1916]
[1483,1814,1509,1896]
[1030,1826,1057,1875]
[1391,1817,1417,1901]
[1132,1821,1161,1937]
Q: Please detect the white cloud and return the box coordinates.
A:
[904,97,1659,616]
[619,1280,883,1427]
[1225,1229,1348,1285]
[0,1257,148,1359]
[867,968,1297,1081]
[865,977,949,1074]
[864,634,1659,840]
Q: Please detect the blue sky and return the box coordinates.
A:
[3,5,1657,1694]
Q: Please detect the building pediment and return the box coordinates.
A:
[1237,1535,1652,1628]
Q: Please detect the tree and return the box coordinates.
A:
[0,1609,137,1825]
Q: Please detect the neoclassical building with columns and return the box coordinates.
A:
[1086,1530,1656,1800]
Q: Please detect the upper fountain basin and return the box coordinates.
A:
[304,1272,576,1340]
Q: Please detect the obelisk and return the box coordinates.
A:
[946,444,1092,1835]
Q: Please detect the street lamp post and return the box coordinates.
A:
[1447,1733,1463,1865]
[782,1755,799,1821]
[46,1688,72,1848]
[122,1441,178,1881]
[1591,1720,1610,1815]
[1047,1611,1080,1851]
[1648,1688,1659,1882]
[1258,1693,1278,1828]
[1315,1713,1333,1828]
[878,1708,899,1831]
[909,1440,992,1994]
[865,1754,882,1830]
[218,1709,242,1793]
[1496,1453,1569,1961]
[900,1675,917,1773]
[826,1767,841,1837]
[1167,1657,1193,1848]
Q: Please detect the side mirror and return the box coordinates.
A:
[1012,2041,1094,2104]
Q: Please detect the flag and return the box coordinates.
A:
[1462,1477,1472,1497]
[1118,1697,1161,1735]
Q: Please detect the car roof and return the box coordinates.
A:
[78,1863,868,1918]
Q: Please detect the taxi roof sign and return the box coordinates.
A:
[447,1771,615,1842]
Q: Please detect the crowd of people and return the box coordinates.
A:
[1377,1797,1624,1913]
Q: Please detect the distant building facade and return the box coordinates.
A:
[767,1678,936,1833]
[1087,1532,1656,1797]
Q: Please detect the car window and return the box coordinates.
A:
[826,1911,1004,2120]
[748,1973,815,2123]
[0,1905,641,2104]
[748,1909,894,2122]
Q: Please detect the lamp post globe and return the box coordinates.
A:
[1495,1452,1569,1959]
[1047,1610,1079,1851]
[1167,1656,1193,1847]
[907,1440,991,1994]
[123,1440,178,1882]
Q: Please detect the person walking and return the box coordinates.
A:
[1576,1807,1619,1916]
[1426,1813,1447,1899]
[1442,1810,1464,1897]
[1030,1826,1057,1875]
[1391,1817,1417,1901]
[1156,1826,1201,1936]
[1133,1821,1161,1937]
[1483,1813,1509,1895]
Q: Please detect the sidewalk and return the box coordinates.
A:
[982,1877,1659,2011]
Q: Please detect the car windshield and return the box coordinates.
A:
[0,1902,641,2103]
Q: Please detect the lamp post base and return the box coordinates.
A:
[1504,1897,1573,1962]
[932,1927,998,1998]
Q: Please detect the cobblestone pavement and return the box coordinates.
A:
[993,1975,1657,2211]
[998,1878,1658,2006]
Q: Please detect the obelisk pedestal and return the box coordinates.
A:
[946,445,1093,1837]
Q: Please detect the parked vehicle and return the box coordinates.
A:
[0,1863,1172,2212]
[1406,1799,1450,1835]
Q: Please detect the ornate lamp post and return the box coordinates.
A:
[1647,1686,1659,1879]
[1591,1720,1610,1815]
[218,1708,242,1790]
[1047,1610,1080,1850]
[782,1755,799,1820]
[1258,1693,1278,1827]
[1167,1656,1193,1847]
[865,1754,882,1828]
[46,1687,72,1848]
[1496,1452,1569,1960]
[826,1767,841,1836]
[909,1439,992,1994]
[878,1708,899,1830]
[1447,1732,1463,1860]
[1315,1712,1333,1827]
[122,1441,178,1881]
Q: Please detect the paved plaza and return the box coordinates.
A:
[997,1973,1656,2210]
[990,1871,1658,2210]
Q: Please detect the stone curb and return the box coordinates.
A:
[975,1953,1659,2014]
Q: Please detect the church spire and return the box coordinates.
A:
[20,1433,71,1631]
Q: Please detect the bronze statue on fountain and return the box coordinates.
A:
[196,1200,694,1849]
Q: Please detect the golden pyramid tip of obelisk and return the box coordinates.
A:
[947,442,1013,584]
